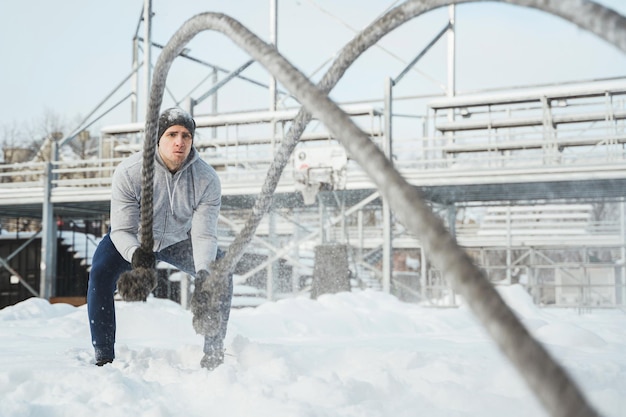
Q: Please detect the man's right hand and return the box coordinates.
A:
[131,247,155,269]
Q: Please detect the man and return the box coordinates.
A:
[87,107,231,370]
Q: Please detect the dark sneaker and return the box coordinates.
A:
[95,358,114,367]
[200,349,224,370]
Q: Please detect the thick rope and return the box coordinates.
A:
[139,119,156,252]
[215,0,626,281]
[140,2,626,415]
[139,34,189,253]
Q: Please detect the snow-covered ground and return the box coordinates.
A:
[1,285,625,417]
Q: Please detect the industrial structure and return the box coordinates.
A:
[1,1,625,309]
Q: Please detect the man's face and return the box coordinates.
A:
[158,125,193,172]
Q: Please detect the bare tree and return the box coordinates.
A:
[1,108,100,166]
[1,121,36,163]
[26,109,67,163]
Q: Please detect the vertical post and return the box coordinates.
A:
[319,200,327,244]
[382,77,393,293]
[447,204,456,236]
[339,192,346,243]
[357,209,364,265]
[292,210,300,293]
[40,140,59,299]
[267,211,276,301]
[268,0,279,298]
[269,0,278,151]
[420,246,427,300]
[143,0,152,112]
[447,204,457,305]
[211,67,218,139]
[616,199,626,305]
[444,5,456,167]
[131,37,139,124]
[182,97,194,115]
[529,248,537,303]
[447,4,456,118]
[506,206,512,284]
[180,273,190,309]
[269,0,278,111]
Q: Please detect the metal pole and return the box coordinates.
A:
[211,67,218,139]
[269,0,278,149]
[192,60,254,106]
[180,274,190,309]
[1,257,38,297]
[267,210,276,301]
[621,200,626,305]
[421,245,427,300]
[182,96,193,115]
[506,206,512,284]
[132,37,139,123]
[358,209,364,265]
[447,204,456,305]
[446,4,456,122]
[292,210,300,293]
[269,0,278,111]
[447,5,456,98]
[268,1,279,296]
[319,200,326,244]
[393,22,451,86]
[143,0,152,114]
[443,6,456,165]
[382,76,393,293]
[40,140,58,299]
[530,248,538,303]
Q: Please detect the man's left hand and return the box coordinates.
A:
[191,269,228,336]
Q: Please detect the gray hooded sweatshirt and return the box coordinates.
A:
[110,148,221,273]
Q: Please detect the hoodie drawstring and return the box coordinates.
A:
[165,174,182,215]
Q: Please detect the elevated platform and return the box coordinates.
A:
[3,79,623,218]
[2,80,625,305]
[2,161,626,219]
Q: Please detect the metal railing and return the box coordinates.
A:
[2,80,626,309]
[1,84,625,206]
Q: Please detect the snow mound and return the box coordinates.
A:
[0,296,76,321]
[535,322,607,348]
[1,289,625,417]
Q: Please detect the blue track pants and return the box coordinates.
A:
[87,234,232,361]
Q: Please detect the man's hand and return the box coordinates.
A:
[191,269,228,337]
[117,247,157,302]
[190,269,211,316]
[131,247,156,269]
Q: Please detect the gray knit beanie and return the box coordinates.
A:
[157,108,196,142]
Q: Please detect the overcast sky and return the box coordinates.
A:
[1,0,625,138]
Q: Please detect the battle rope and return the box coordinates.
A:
[139,2,626,415]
